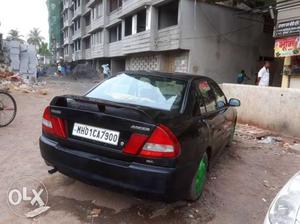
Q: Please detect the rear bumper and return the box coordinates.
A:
[39,136,192,200]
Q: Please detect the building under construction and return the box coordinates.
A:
[47,0,63,62]
[49,0,276,84]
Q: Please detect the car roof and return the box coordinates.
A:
[122,70,208,81]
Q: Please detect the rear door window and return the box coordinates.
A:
[198,80,217,113]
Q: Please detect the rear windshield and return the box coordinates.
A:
[87,73,187,111]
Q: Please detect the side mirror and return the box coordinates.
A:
[228,98,241,107]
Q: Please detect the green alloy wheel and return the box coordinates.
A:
[195,153,208,194]
[187,152,208,201]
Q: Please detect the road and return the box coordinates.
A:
[1,78,300,224]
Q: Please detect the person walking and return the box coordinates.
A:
[257,61,270,86]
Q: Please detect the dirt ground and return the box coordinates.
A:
[1,78,300,224]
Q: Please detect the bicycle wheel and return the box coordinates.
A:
[0,92,17,127]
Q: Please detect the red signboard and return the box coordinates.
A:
[275,36,300,58]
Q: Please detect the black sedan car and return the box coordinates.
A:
[40,71,240,201]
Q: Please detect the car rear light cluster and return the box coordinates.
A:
[123,124,180,158]
[42,106,67,139]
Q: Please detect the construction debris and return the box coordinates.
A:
[0,68,48,95]
[258,136,282,144]
[288,144,300,154]
[88,208,102,218]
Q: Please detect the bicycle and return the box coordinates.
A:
[0,91,17,127]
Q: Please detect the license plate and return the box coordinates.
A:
[72,123,120,146]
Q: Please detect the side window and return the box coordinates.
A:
[193,80,206,115]
[198,80,217,113]
[209,81,227,109]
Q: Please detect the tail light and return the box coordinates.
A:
[123,124,181,158]
[42,106,67,139]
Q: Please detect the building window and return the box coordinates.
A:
[71,44,74,53]
[63,11,68,21]
[64,46,69,55]
[91,1,102,20]
[158,0,179,30]
[74,0,77,10]
[109,23,122,43]
[109,0,122,12]
[91,31,102,45]
[64,29,69,38]
[84,37,91,49]
[85,13,91,26]
[137,10,146,33]
[74,18,81,31]
[125,16,132,36]
[74,39,81,51]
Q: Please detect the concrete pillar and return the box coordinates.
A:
[146,6,152,31]
[132,14,137,35]
[281,56,291,88]
[149,6,158,50]
[121,19,126,38]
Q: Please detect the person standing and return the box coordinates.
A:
[236,70,249,84]
[257,61,270,86]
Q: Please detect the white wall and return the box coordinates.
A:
[222,83,300,138]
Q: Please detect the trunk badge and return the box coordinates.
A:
[130,125,150,132]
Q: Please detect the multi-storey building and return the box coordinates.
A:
[59,0,274,83]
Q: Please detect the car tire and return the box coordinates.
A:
[186,152,208,201]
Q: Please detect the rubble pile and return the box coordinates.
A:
[0,64,48,95]
[0,63,21,81]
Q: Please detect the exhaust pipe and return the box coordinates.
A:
[48,167,57,174]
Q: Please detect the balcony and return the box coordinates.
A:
[64,54,72,62]
[107,41,123,57]
[83,49,92,60]
[72,30,81,41]
[86,0,96,8]
[72,50,83,61]
[63,36,71,45]
[63,16,72,28]
[156,26,180,51]
[83,2,91,15]
[83,24,91,35]
[121,0,149,18]
[91,44,104,58]
[73,6,82,20]
[107,9,122,27]
[90,17,104,32]
[122,30,151,55]
[63,0,71,10]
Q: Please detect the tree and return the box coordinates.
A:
[7,29,24,42]
[38,42,51,57]
[27,28,44,49]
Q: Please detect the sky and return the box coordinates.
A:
[0,0,49,42]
